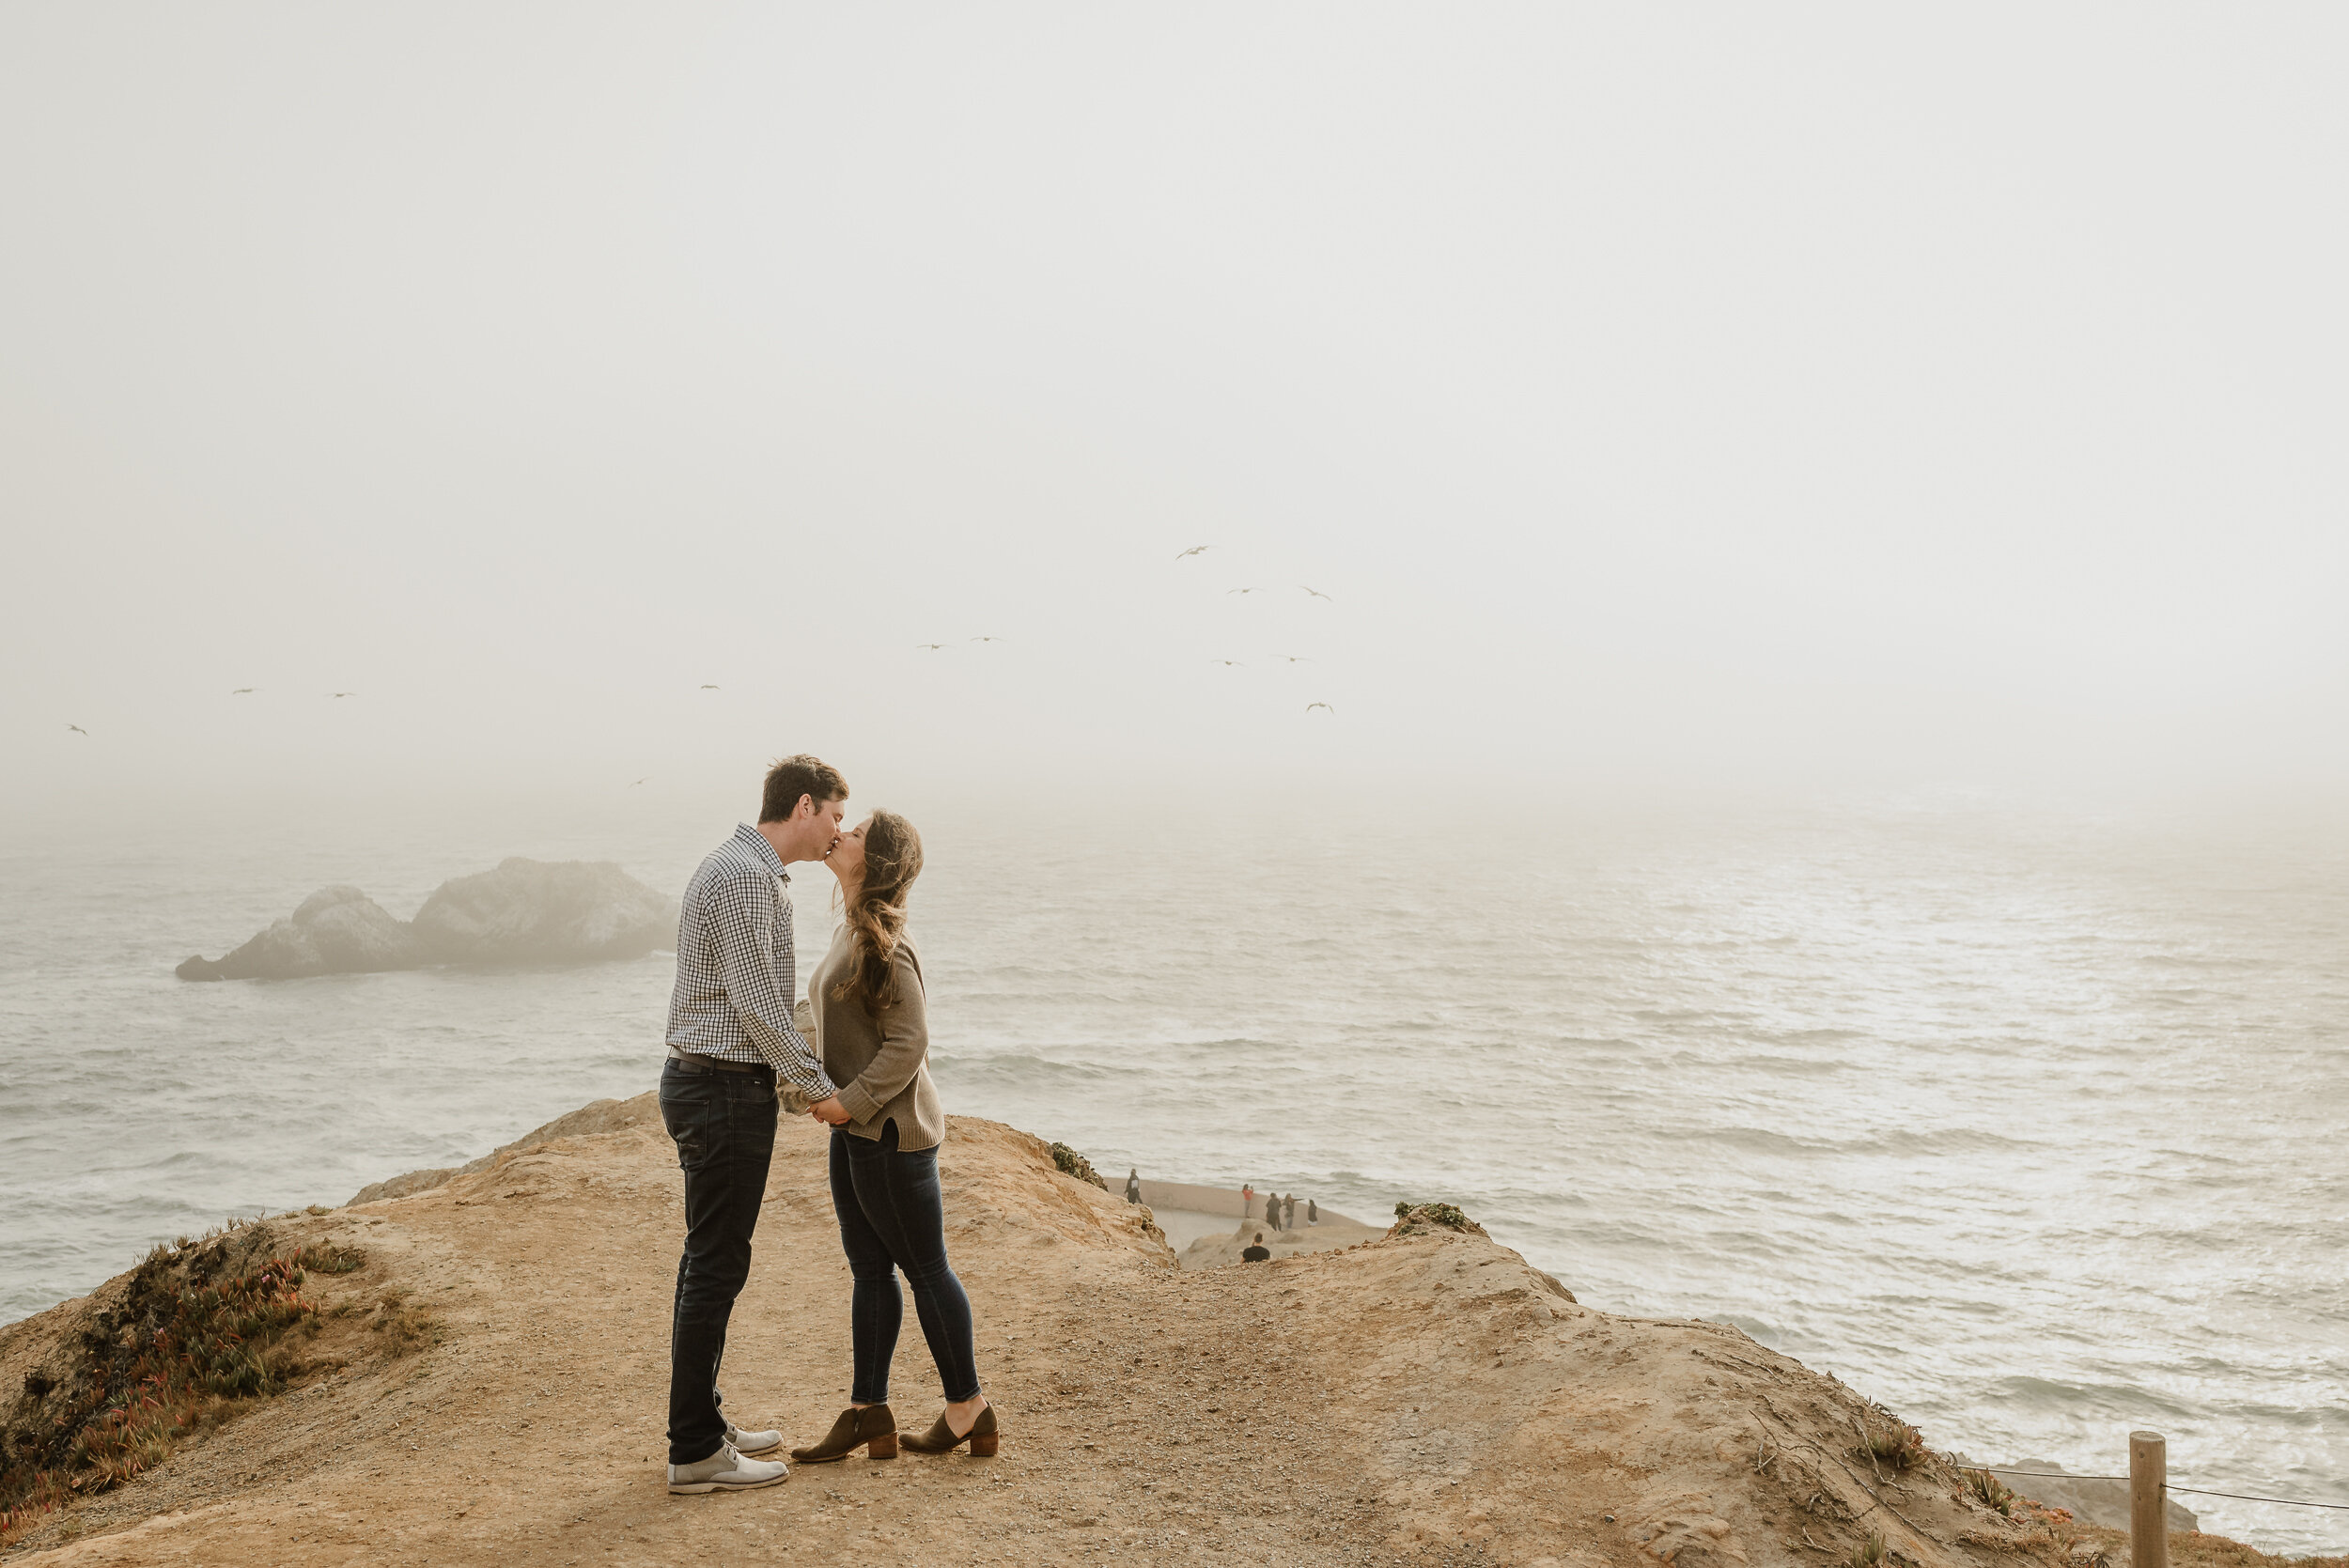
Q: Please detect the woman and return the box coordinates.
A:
[788,811,997,1465]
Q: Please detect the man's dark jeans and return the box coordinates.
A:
[829,1120,981,1405]
[661,1058,777,1466]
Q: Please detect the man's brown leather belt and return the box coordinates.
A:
[665,1048,772,1077]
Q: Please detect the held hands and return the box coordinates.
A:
[808,1096,852,1126]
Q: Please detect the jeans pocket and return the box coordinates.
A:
[661,1079,713,1170]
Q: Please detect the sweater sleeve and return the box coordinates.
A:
[834,949,929,1126]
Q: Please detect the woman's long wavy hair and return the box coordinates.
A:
[832,810,924,1014]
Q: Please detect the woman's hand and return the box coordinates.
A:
[808,1096,852,1126]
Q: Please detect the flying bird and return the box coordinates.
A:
[1210,659,1245,667]
[330,691,357,699]
[1299,585,1334,601]
[1174,545,1211,560]
[67,723,89,736]
[699,684,721,690]
[970,636,1005,644]
[230,687,256,695]
[1273,655,1315,663]
[915,643,948,651]
[628,776,650,788]
[1225,587,1261,596]
[1306,702,1336,714]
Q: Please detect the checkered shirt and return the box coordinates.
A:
[664,823,839,1101]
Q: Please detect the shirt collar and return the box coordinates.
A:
[735,822,790,881]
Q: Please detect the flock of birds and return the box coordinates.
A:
[64,687,353,737]
[57,546,1342,753]
[901,545,1341,716]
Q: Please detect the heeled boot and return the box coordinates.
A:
[788,1404,898,1463]
[899,1403,998,1457]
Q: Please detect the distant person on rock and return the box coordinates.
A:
[1283,1193,1296,1231]
[1242,1233,1272,1263]
[789,808,998,1467]
[1242,1183,1254,1218]
[1126,1168,1142,1204]
[661,754,853,1495]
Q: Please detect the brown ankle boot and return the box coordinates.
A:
[898,1404,998,1457]
[788,1404,898,1463]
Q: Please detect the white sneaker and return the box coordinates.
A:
[726,1421,783,1456]
[667,1439,788,1494]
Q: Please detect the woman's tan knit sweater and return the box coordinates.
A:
[806,924,942,1151]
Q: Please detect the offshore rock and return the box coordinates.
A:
[175,860,674,980]
[174,886,425,981]
[410,858,673,964]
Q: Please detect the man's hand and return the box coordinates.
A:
[808,1096,852,1126]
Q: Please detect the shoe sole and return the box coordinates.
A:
[667,1470,790,1495]
[733,1440,783,1456]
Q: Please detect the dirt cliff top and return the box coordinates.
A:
[0,1097,2287,1567]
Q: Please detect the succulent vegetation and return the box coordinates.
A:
[1049,1141,1108,1189]
[1961,1464,2017,1515]
[0,1225,359,1549]
[1390,1202,1485,1237]
[1852,1408,1928,1474]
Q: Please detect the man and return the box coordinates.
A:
[1125,1168,1142,1204]
[1283,1193,1296,1231]
[1241,1233,1272,1264]
[661,755,856,1495]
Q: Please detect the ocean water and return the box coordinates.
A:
[2,794,2342,1554]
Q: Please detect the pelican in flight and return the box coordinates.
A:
[230,687,256,695]
[970,635,1004,644]
[629,776,650,788]
[915,643,948,651]
[1210,659,1245,667]
[699,684,721,691]
[1306,702,1336,714]
[67,723,89,736]
[1226,586,1260,596]
[331,691,358,699]
[1174,545,1211,560]
[1299,585,1334,601]
[1273,655,1314,663]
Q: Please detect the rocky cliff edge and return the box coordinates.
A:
[0,1100,2290,1568]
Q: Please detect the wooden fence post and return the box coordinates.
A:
[2131,1431,2169,1568]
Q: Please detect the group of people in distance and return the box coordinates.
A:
[1241,1183,1316,1232]
[1238,1183,1318,1263]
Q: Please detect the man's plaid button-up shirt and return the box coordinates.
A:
[664,822,839,1102]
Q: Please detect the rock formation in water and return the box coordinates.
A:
[172,885,426,981]
[410,858,676,965]
[175,859,674,981]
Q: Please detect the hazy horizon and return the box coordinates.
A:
[7,6,2347,815]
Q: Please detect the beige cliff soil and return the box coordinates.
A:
[3,1099,2330,1568]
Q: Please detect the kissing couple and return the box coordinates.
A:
[658,753,993,1493]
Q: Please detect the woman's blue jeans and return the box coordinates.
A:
[829,1121,981,1405]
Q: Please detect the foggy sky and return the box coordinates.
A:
[6,5,2346,815]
